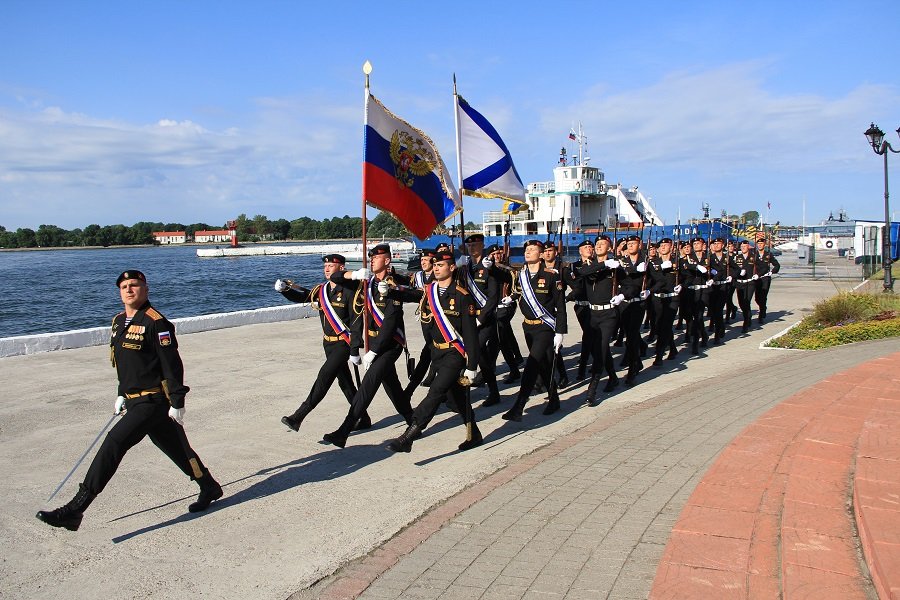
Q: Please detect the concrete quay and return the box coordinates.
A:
[0,273,894,599]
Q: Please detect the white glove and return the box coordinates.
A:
[455,255,470,267]
[481,256,493,268]
[640,289,650,300]
[726,276,733,283]
[114,396,126,415]
[661,260,672,269]
[769,265,775,274]
[169,407,185,425]
[740,269,746,277]
[604,259,620,269]
[696,264,708,274]
[636,262,647,272]
[274,279,288,292]
[752,274,759,280]
[705,279,714,287]
[348,354,362,366]
[610,294,625,306]
[674,285,682,294]
[553,334,564,351]
[362,350,377,370]
[377,280,390,295]
[350,268,370,280]
[463,369,478,382]
[500,296,514,306]
[710,269,718,276]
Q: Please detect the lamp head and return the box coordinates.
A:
[865,122,885,151]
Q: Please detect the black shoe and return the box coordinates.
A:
[322,429,348,448]
[534,383,545,394]
[471,374,485,388]
[585,376,602,406]
[653,357,664,368]
[713,338,722,346]
[482,392,501,407]
[625,367,638,386]
[557,376,570,390]
[458,422,483,451]
[742,325,749,334]
[700,339,708,348]
[420,371,436,388]
[542,391,560,415]
[576,365,586,381]
[353,412,372,431]
[387,422,423,453]
[36,484,95,531]
[603,376,619,393]
[667,349,678,360]
[613,339,624,348]
[692,342,700,355]
[502,371,521,384]
[189,474,223,513]
[501,403,524,421]
[281,415,300,432]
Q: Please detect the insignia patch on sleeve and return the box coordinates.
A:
[158,331,172,346]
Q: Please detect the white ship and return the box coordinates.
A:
[481,125,663,239]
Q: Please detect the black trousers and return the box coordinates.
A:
[496,305,524,372]
[754,276,772,319]
[84,394,208,496]
[689,288,710,344]
[406,339,433,393]
[589,308,619,377]
[621,301,645,370]
[652,296,679,359]
[574,305,592,371]
[515,326,555,404]
[476,320,500,395]
[736,283,756,329]
[412,349,473,429]
[293,341,357,414]
[336,345,412,435]
[725,283,737,319]
[708,285,727,341]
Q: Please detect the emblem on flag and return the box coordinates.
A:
[390,131,435,188]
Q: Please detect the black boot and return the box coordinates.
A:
[387,422,423,453]
[322,419,353,448]
[458,421,483,451]
[652,356,664,368]
[36,483,95,531]
[603,375,619,393]
[692,341,700,355]
[576,362,587,381]
[502,370,520,384]
[420,369,436,388]
[585,376,601,407]
[482,390,501,407]
[667,348,678,360]
[542,389,560,415]
[501,397,526,422]
[280,403,312,432]
[189,472,223,513]
[353,411,372,431]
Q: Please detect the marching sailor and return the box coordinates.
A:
[275,254,370,433]
[753,234,780,324]
[648,238,682,366]
[489,244,524,384]
[321,244,414,448]
[500,239,568,421]
[459,233,502,406]
[404,248,438,394]
[731,239,758,333]
[564,240,595,381]
[707,237,731,345]
[384,248,483,452]
[617,235,651,385]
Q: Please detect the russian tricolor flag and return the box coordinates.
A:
[364,93,459,239]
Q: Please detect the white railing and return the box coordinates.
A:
[482,210,534,223]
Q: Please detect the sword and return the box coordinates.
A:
[353,364,361,388]
[46,412,117,503]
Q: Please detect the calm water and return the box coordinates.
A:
[0,245,333,338]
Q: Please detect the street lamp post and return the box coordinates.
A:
[864,123,900,292]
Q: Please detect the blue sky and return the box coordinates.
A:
[2,1,899,231]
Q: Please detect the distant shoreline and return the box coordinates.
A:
[0,238,364,253]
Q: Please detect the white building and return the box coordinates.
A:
[194,230,231,243]
[152,231,186,244]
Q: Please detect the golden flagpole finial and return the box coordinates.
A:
[363,60,372,89]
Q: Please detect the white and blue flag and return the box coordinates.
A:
[455,96,526,203]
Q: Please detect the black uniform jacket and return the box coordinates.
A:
[510,263,568,333]
[731,252,757,283]
[391,282,480,371]
[618,252,648,300]
[574,257,622,305]
[281,281,361,351]
[754,248,781,276]
[680,251,709,287]
[466,259,499,325]
[331,272,405,355]
[110,302,189,409]
[649,255,678,293]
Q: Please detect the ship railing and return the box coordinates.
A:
[482,210,534,224]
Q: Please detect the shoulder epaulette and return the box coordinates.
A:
[311,283,323,297]
[456,285,469,295]
[112,311,124,325]
[144,307,164,321]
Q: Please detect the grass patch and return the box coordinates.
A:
[768,291,900,349]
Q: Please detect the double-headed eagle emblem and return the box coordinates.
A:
[390,130,434,188]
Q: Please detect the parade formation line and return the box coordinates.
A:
[1,275,893,600]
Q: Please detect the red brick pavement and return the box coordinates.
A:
[650,351,900,599]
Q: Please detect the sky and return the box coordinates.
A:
[2,1,899,231]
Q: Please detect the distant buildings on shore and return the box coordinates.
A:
[153,229,240,244]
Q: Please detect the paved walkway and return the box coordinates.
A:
[297,339,899,600]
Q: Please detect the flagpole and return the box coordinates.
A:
[452,74,468,260]
[361,60,372,352]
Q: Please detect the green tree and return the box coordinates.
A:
[252,214,272,238]
[741,210,760,224]
[272,218,291,240]
[35,224,67,247]
[369,212,409,238]
[82,224,101,246]
[16,228,37,247]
